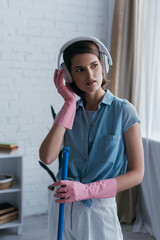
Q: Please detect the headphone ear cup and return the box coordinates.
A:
[60,63,73,83]
[104,54,109,74]
[100,53,105,72]
[100,53,109,78]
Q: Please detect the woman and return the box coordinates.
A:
[39,36,144,240]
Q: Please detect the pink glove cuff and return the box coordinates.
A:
[54,100,76,130]
[88,178,117,199]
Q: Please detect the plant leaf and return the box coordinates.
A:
[58,149,63,170]
[38,161,57,182]
[50,105,56,120]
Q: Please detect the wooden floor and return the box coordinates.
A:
[0,214,155,240]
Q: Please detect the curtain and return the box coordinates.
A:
[136,1,160,142]
[132,0,160,239]
[107,0,126,96]
[108,0,139,224]
[108,0,160,238]
[114,0,160,139]
[108,0,137,102]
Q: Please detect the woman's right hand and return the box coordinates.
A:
[54,69,76,103]
[54,69,76,130]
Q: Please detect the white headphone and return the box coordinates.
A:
[57,36,112,83]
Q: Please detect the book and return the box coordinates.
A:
[0,209,18,221]
[0,214,18,225]
[0,143,18,150]
[0,202,15,215]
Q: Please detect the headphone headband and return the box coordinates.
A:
[57,36,112,83]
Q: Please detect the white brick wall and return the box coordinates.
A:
[0,0,111,216]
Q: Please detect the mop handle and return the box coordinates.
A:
[57,147,70,240]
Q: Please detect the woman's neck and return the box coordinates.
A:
[84,88,105,111]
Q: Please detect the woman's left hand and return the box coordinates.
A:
[52,180,86,203]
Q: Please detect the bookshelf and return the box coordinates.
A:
[0,151,23,235]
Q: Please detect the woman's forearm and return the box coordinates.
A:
[39,123,65,165]
[115,169,144,192]
[116,122,144,192]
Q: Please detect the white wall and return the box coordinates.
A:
[0,0,110,216]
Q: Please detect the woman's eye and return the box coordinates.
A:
[92,64,98,68]
[76,68,83,72]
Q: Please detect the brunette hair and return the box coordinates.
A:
[63,41,107,100]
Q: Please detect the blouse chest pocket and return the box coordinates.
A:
[100,134,122,163]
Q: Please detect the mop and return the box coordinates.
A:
[57,147,70,240]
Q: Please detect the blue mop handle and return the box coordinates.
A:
[57,147,70,240]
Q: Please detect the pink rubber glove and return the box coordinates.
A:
[54,69,76,130]
[52,179,117,203]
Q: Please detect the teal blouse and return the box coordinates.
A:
[57,90,139,207]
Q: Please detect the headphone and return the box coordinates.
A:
[57,36,112,83]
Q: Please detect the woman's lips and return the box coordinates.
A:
[86,80,96,86]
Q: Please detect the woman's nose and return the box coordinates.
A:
[86,68,93,78]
